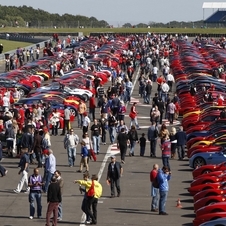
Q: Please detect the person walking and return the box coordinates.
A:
[14,148,30,193]
[61,106,70,136]
[43,149,56,193]
[167,100,176,124]
[54,170,64,221]
[32,130,43,168]
[147,122,159,157]
[129,102,140,130]
[45,176,62,226]
[128,125,138,156]
[106,155,123,198]
[90,119,102,155]
[169,127,177,159]
[82,112,91,134]
[157,166,171,215]
[74,174,103,225]
[161,135,171,170]
[175,126,187,160]
[139,133,146,156]
[108,111,117,144]
[78,100,87,128]
[63,129,79,167]
[77,141,89,173]
[28,168,43,219]
[144,80,152,104]
[99,114,108,145]
[150,164,159,212]
[89,94,96,122]
[117,128,129,164]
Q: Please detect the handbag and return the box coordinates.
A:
[90,149,97,161]
[87,180,95,197]
[129,112,136,119]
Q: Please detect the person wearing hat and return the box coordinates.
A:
[106,155,123,198]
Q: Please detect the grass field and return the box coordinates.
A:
[1,27,226,36]
[0,39,33,53]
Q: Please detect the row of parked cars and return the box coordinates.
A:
[2,36,131,126]
[170,39,226,225]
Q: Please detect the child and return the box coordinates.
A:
[139,133,146,156]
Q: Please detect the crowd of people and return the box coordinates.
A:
[0,33,196,224]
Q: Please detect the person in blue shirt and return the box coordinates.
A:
[157,166,171,215]
[77,141,89,173]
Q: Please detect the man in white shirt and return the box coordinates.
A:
[3,93,10,109]
[166,73,175,92]
[82,112,90,134]
[152,66,158,82]
[161,81,170,103]
[64,128,79,167]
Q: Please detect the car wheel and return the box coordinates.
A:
[70,108,77,117]
[18,89,25,97]
[202,170,212,175]
[32,82,38,89]
[82,94,89,102]
[193,157,206,168]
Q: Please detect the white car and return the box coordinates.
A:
[36,83,93,102]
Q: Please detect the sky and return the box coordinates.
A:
[0,0,225,26]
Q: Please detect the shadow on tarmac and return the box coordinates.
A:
[181,198,194,203]
[182,180,193,183]
[178,168,193,172]
[181,213,196,218]
[179,192,192,197]
[110,207,154,215]
[182,223,193,226]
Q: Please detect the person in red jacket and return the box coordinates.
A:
[150,164,159,212]
[161,135,171,170]
[89,94,96,122]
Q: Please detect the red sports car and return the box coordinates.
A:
[194,195,226,212]
[188,182,226,196]
[194,189,226,203]
[193,212,226,226]
[190,174,226,187]
[192,162,226,179]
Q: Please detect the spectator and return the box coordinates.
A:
[54,170,64,221]
[13,148,30,193]
[45,176,62,226]
[106,156,123,198]
[129,102,140,130]
[147,121,159,157]
[77,141,89,173]
[150,164,159,212]
[175,126,187,161]
[90,119,101,155]
[161,135,171,170]
[74,174,102,225]
[43,149,56,193]
[139,133,146,156]
[169,127,177,159]
[157,166,171,215]
[128,126,138,156]
[28,168,43,219]
[63,129,79,167]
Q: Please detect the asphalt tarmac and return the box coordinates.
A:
[0,65,195,226]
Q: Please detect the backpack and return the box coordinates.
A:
[152,175,159,188]
[87,180,95,197]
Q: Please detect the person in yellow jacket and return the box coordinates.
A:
[74,174,102,225]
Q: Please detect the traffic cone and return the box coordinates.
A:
[176,199,182,208]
